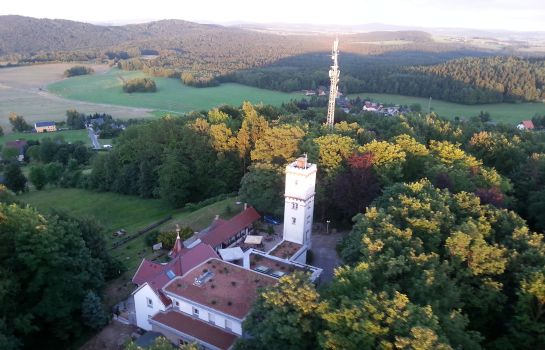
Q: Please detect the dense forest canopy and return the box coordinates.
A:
[226,55,545,104]
[0,188,123,349]
[236,181,545,349]
[3,97,545,348]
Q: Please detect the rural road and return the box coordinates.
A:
[87,127,101,149]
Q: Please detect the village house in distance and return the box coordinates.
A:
[34,121,57,133]
[130,156,322,349]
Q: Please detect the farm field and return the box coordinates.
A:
[0,129,89,146]
[0,63,153,133]
[19,188,240,271]
[349,92,545,124]
[48,68,296,113]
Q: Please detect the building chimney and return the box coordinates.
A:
[215,214,220,220]
[244,203,248,210]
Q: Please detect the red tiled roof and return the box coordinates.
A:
[163,258,276,319]
[132,260,164,286]
[522,120,535,129]
[132,243,218,302]
[151,310,238,350]
[200,208,260,248]
[169,243,219,276]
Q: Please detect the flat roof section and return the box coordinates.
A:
[163,258,276,319]
[269,240,303,259]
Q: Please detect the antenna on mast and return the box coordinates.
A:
[326,37,340,128]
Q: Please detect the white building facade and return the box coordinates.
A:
[132,283,167,330]
[282,157,317,248]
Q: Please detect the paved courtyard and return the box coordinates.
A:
[311,232,344,284]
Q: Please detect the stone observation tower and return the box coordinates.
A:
[282,155,317,248]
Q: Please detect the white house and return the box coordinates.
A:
[130,156,322,349]
[132,238,219,331]
[151,258,277,349]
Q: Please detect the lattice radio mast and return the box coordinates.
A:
[326,37,340,128]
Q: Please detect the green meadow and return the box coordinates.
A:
[0,129,89,146]
[48,68,295,113]
[19,188,239,271]
[349,92,545,124]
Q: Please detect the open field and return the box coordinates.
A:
[19,188,240,271]
[0,63,154,133]
[48,68,296,113]
[0,129,89,146]
[349,92,545,124]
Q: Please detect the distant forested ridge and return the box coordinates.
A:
[2,16,544,104]
[226,55,545,104]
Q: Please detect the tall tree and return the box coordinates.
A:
[3,163,27,193]
[29,165,47,190]
[8,112,32,132]
[81,291,108,330]
[235,273,324,350]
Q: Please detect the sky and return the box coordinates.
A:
[2,0,545,32]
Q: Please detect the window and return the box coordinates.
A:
[292,217,296,225]
[208,313,215,324]
[146,297,153,308]
[175,301,180,307]
[295,179,299,185]
[292,203,298,210]
[225,319,232,330]
[192,307,199,316]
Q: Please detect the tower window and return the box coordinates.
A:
[292,217,296,225]
[292,203,298,210]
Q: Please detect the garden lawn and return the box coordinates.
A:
[348,92,545,124]
[48,68,295,113]
[19,188,240,271]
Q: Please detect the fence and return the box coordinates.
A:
[109,215,172,250]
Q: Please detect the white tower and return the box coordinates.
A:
[283,156,317,247]
[326,38,340,128]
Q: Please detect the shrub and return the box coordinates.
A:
[122,77,157,93]
[64,66,94,77]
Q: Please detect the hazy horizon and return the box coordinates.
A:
[2,0,545,32]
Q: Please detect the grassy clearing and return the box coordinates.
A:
[0,129,90,146]
[48,68,295,113]
[348,92,545,124]
[19,188,240,271]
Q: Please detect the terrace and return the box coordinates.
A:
[269,240,303,260]
[245,250,323,282]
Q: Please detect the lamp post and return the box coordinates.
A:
[326,220,330,234]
